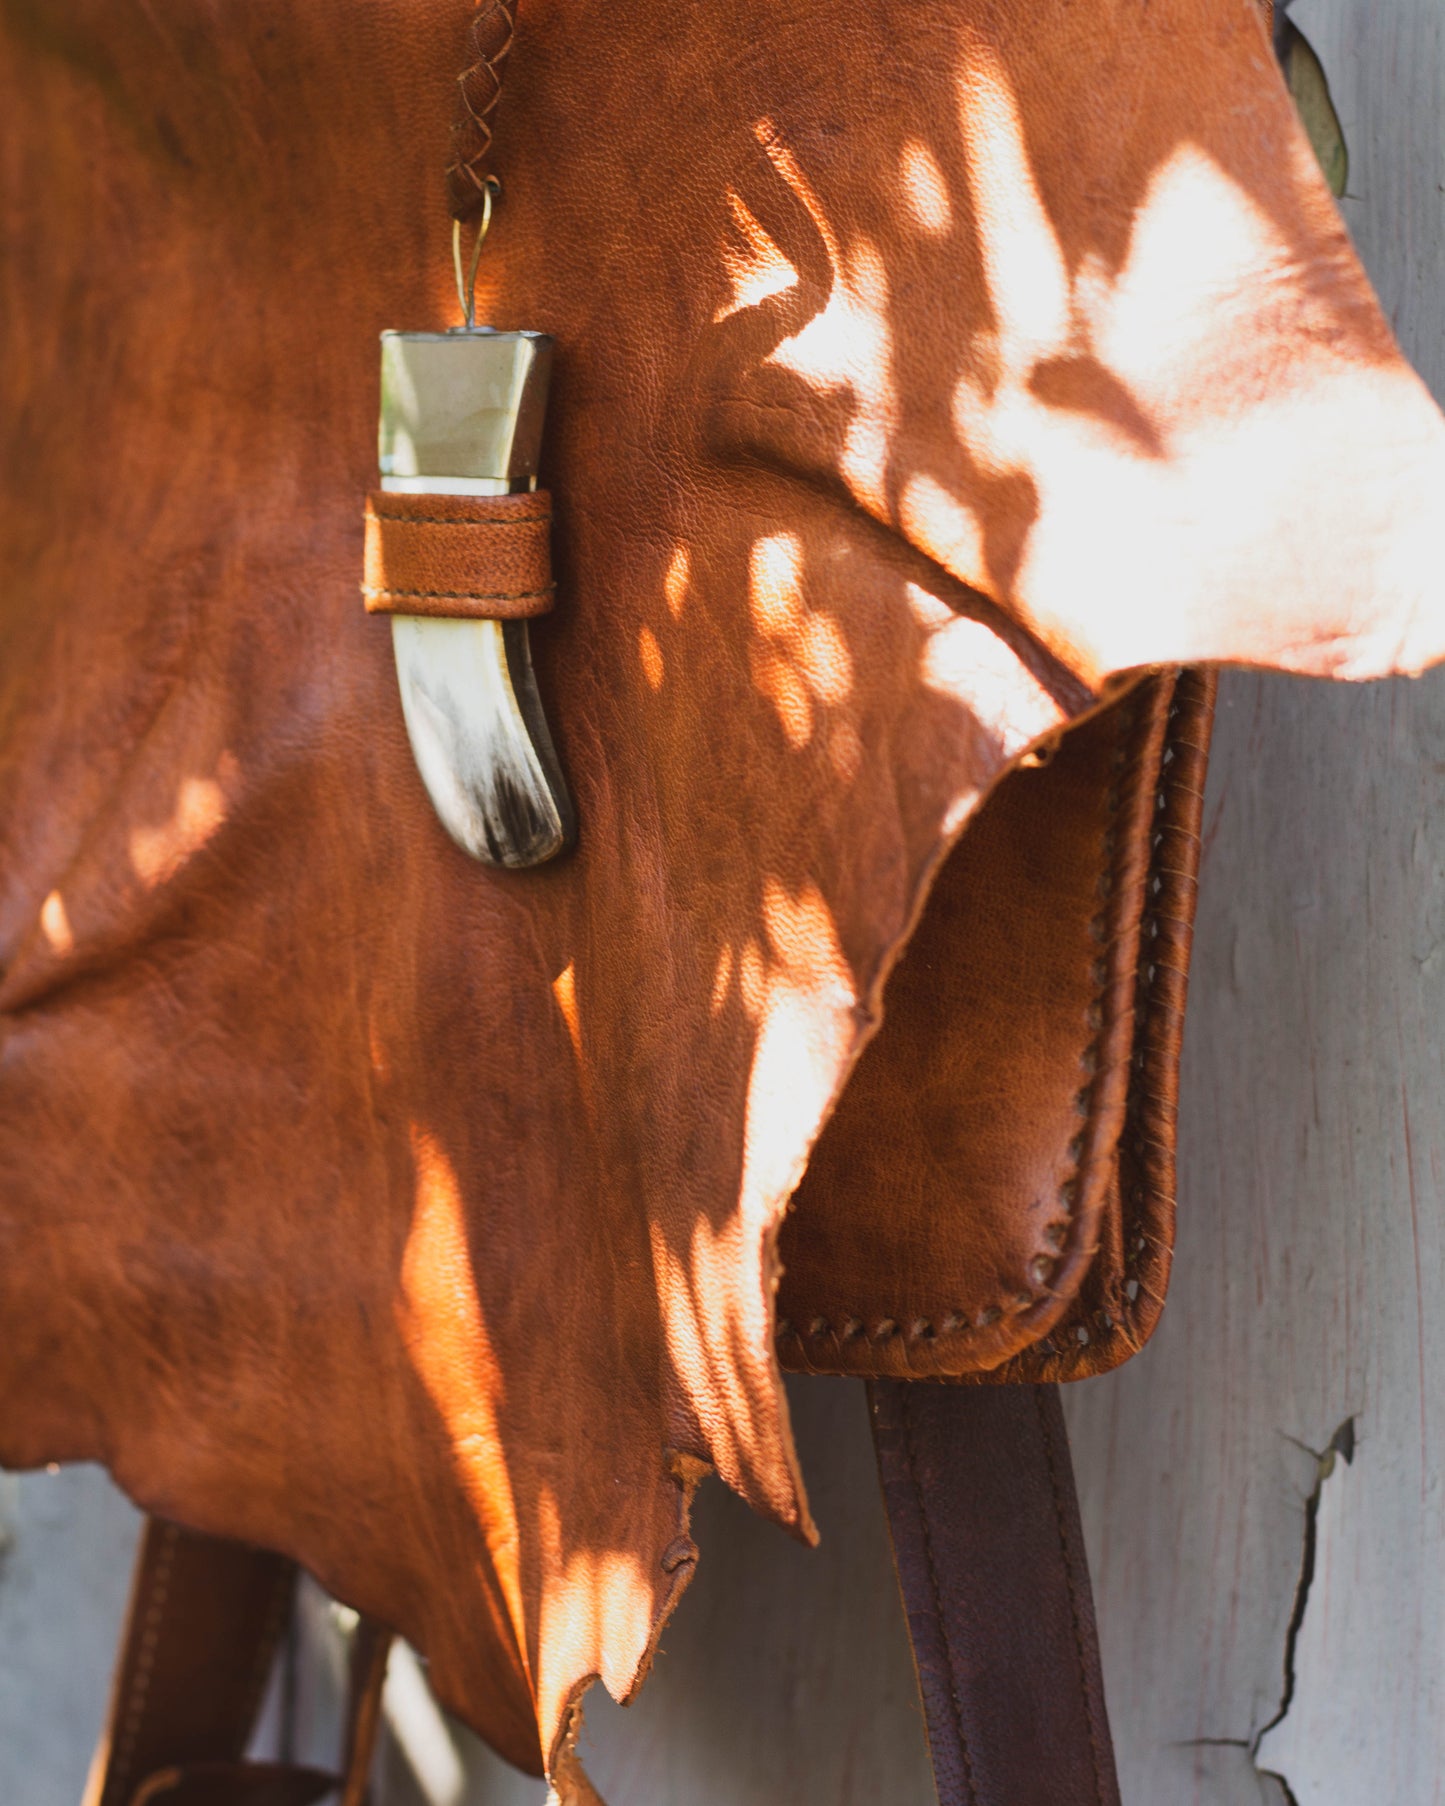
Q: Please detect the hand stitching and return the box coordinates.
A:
[362,585,554,603]
[368,513,551,527]
[782,698,1136,1360]
[107,1522,180,1804]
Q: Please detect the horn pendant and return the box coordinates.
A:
[370,327,576,869]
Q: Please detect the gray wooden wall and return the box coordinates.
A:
[1067,0,1445,1795]
[3,0,1440,1798]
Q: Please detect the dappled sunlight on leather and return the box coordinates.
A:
[38,890,73,954]
[655,877,856,1530]
[2,0,1444,1791]
[901,585,1061,778]
[533,1488,664,1732]
[757,129,901,520]
[662,547,690,618]
[690,5,1445,683]
[551,960,583,1062]
[636,626,664,690]
[746,534,854,749]
[899,139,954,235]
[128,766,234,887]
[550,959,598,1124]
[956,46,1074,379]
[715,191,801,325]
[398,1127,526,1663]
[651,1218,783,1532]
[744,880,857,1216]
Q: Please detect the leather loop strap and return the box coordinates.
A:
[88,1517,393,1806]
[362,490,555,619]
[128,1761,336,1806]
[870,1381,1121,1806]
[84,1521,299,1806]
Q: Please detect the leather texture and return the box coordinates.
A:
[871,1380,1120,1806]
[447,0,519,221]
[3,0,1444,1789]
[362,490,555,618]
[995,668,1217,1380]
[780,668,1216,1380]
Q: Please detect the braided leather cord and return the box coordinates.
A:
[446,0,517,221]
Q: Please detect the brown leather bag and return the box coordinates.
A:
[4,3,1443,1802]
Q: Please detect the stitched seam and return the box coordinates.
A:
[1034,1389,1109,1806]
[361,585,553,602]
[780,701,1135,1355]
[1010,693,1162,1369]
[1015,685,1183,1370]
[368,513,551,527]
[107,1522,180,1806]
[901,1389,980,1806]
[1048,700,1133,1308]
[1018,700,1163,1365]
[778,1313,981,1346]
[1122,704,1208,1252]
[1073,678,1197,1360]
[1114,698,1177,1337]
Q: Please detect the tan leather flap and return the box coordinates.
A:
[778,670,1214,1383]
[362,489,555,619]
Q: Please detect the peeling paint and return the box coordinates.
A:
[1253,1420,1358,1804]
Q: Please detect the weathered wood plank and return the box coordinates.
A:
[1064,4,1445,1792]
[1067,660,1445,1804]
[0,1468,140,1806]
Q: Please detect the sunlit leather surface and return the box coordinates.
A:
[1,0,1442,1789]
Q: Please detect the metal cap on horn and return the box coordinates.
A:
[374,325,576,870]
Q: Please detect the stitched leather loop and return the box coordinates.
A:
[362,489,555,619]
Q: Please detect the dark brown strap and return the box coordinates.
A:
[128,1763,334,1806]
[85,1521,300,1806]
[338,1618,395,1806]
[870,1381,1121,1806]
[87,1517,391,1806]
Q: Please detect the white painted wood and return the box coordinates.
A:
[1066,658,1445,1805]
[0,1467,140,1806]
[1064,6,1445,1794]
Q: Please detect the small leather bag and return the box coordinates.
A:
[3,3,1444,1803]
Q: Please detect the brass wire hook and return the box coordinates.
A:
[452,176,501,329]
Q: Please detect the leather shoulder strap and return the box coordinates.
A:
[86,1518,388,1806]
[870,1380,1121,1806]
